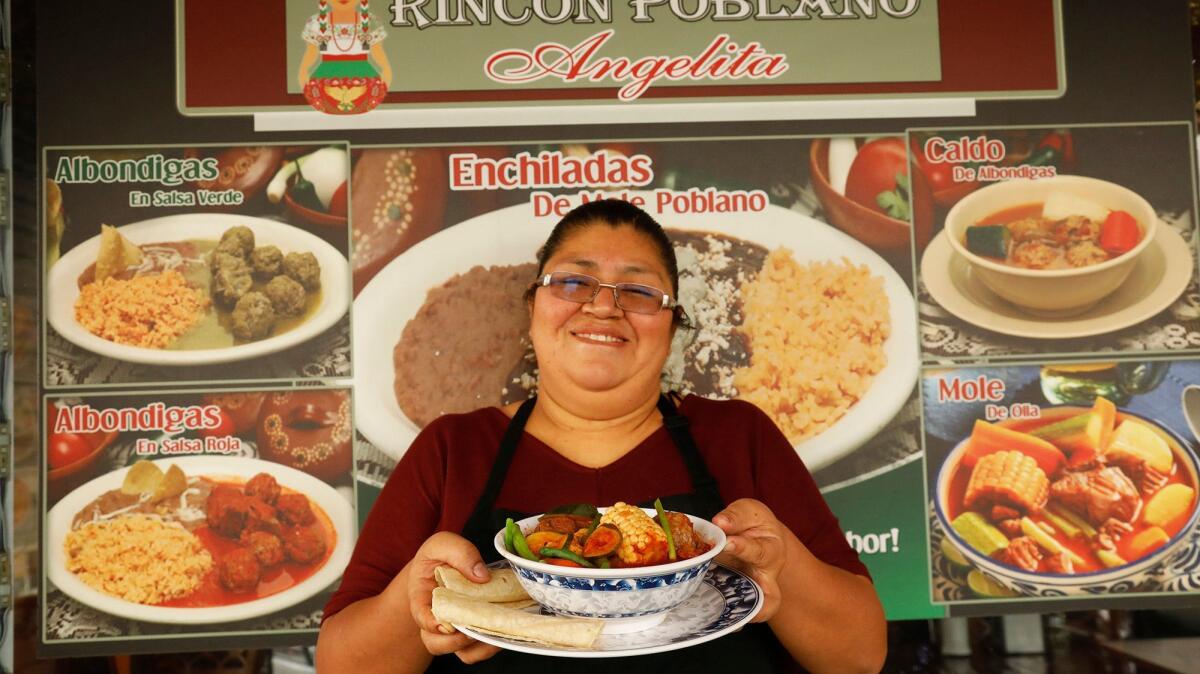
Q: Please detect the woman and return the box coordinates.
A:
[297,0,392,114]
[316,199,887,673]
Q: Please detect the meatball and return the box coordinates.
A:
[206,485,250,538]
[264,275,306,317]
[240,530,285,567]
[230,291,276,341]
[1065,240,1109,267]
[1007,217,1053,243]
[244,472,280,505]
[283,527,327,564]
[211,258,253,307]
[250,245,283,280]
[209,251,246,274]
[217,225,255,259]
[245,497,281,535]
[1011,240,1060,269]
[283,251,321,291]
[276,493,315,526]
[219,547,262,593]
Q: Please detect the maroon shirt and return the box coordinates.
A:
[324,396,869,620]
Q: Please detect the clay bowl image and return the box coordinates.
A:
[942,175,1157,316]
[809,138,933,255]
[934,405,1199,597]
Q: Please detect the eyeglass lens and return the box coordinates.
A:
[547,272,666,314]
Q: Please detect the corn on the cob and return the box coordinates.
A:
[965,450,1049,514]
[599,502,669,566]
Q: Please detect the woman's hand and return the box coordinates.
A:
[713,498,788,622]
[407,532,502,664]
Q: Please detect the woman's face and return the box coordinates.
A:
[530,224,675,397]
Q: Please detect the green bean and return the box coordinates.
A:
[654,498,677,561]
[540,547,595,567]
[507,519,539,561]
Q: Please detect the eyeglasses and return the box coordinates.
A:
[531,271,676,315]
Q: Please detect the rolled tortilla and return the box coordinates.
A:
[432,588,602,649]
[434,566,529,603]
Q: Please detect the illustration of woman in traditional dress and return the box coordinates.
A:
[298,0,392,114]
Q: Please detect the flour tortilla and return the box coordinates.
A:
[434,566,529,603]
[431,588,603,649]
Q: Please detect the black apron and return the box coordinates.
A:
[427,395,802,674]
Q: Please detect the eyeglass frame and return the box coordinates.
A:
[527,270,694,326]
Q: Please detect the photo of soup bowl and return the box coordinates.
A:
[494,509,727,634]
[942,175,1158,316]
[933,406,1200,598]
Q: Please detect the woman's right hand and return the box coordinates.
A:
[407,531,503,664]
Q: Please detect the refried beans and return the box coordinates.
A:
[393,263,538,427]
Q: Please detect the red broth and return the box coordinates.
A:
[157,483,336,608]
[947,407,1196,574]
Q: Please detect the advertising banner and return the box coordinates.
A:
[25,0,1200,660]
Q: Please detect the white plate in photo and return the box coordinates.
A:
[454,563,762,658]
[354,197,919,469]
[920,224,1193,340]
[45,455,355,625]
[46,214,350,366]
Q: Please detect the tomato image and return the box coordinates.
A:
[48,432,95,470]
[200,409,236,439]
[844,138,913,219]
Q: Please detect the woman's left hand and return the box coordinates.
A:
[713,498,788,622]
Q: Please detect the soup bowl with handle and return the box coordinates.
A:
[934,406,1200,598]
[942,175,1157,316]
[494,508,727,634]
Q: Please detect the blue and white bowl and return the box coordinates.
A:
[934,407,1200,598]
[494,508,727,634]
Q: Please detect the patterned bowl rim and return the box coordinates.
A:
[933,406,1200,585]
[494,507,726,579]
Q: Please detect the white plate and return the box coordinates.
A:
[454,563,762,658]
[46,455,355,624]
[46,214,350,366]
[354,197,918,469]
[921,224,1193,340]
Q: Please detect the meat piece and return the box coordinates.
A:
[206,485,250,538]
[1052,216,1101,244]
[1050,467,1142,524]
[245,498,281,535]
[250,245,283,280]
[219,547,261,593]
[264,275,306,317]
[1044,552,1074,574]
[243,473,280,505]
[283,251,321,291]
[1107,455,1170,497]
[230,291,276,341]
[240,530,285,567]
[1011,240,1060,269]
[1099,518,1133,543]
[999,536,1043,572]
[1007,217,1054,243]
[665,511,710,559]
[534,515,582,535]
[989,505,1021,522]
[1065,241,1109,267]
[276,493,315,526]
[283,527,327,564]
[997,519,1023,538]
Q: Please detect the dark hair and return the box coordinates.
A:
[534,198,679,294]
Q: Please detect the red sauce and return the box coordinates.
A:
[947,407,1196,574]
[156,482,336,608]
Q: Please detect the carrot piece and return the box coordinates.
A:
[544,558,583,568]
[1128,526,1170,559]
[964,420,1065,476]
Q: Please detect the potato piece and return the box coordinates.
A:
[1143,484,1195,528]
[1096,549,1126,568]
[1128,526,1170,559]
[1042,192,1108,222]
[1105,420,1173,473]
[121,460,163,496]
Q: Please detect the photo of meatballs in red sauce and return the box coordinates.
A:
[64,460,336,608]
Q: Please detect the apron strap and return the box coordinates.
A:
[656,394,725,518]
[462,397,537,538]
